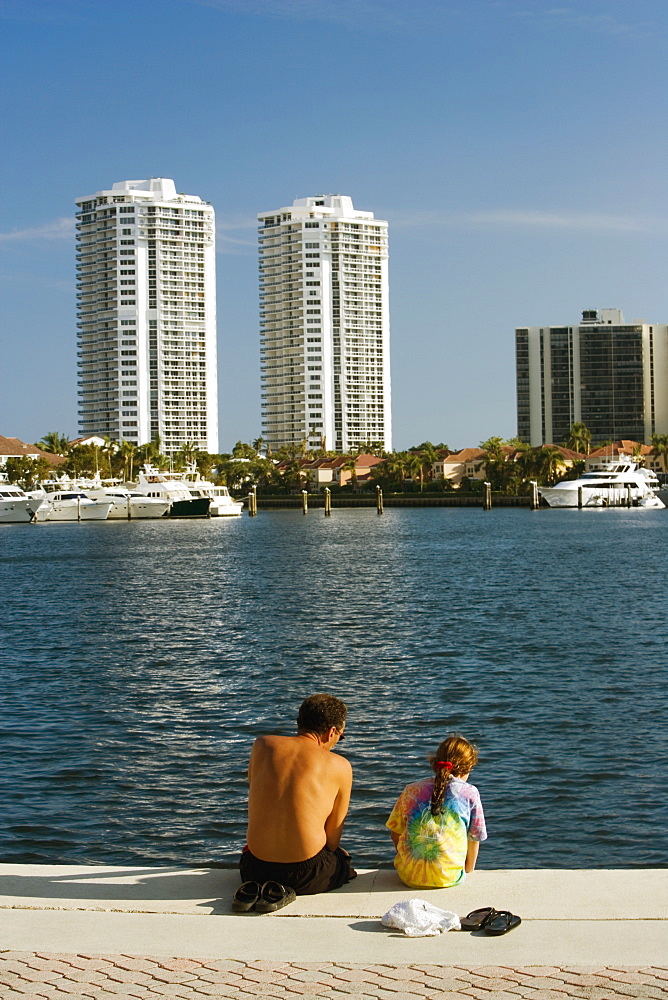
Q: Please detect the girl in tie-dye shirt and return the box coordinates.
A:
[386,735,486,889]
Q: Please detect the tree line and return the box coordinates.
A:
[4,426,667,494]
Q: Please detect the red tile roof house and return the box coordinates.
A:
[0,436,66,471]
[586,440,665,473]
[337,454,386,489]
[296,454,386,490]
[433,445,583,486]
[432,448,487,486]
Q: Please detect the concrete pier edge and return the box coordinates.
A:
[1,864,666,970]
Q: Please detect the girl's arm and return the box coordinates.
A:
[465,839,479,873]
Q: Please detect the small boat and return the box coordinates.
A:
[84,488,170,519]
[539,459,665,509]
[40,491,113,521]
[185,479,244,516]
[133,466,210,517]
[0,482,44,523]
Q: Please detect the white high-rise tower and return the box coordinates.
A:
[257,195,391,453]
[75,178,218,454]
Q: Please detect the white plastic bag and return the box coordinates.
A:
[381,898,461,937]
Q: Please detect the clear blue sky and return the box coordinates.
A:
[1,0,666,451]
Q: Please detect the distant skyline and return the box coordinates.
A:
[1,0,666,451]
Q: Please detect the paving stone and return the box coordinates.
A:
[331,971,379,983]
[197,973,245,985]
[290,966,335,973]
[240,971,289,984]
[148,973,199,986]
[62,962,114,974]
[467,977,522,991]
[376,970,427,983]
[512,979,572,991]
[143,985,201,998]
[196,964,245,974]
[272,984,333,996]
[520,992,578,1000]
[155,962,204,974]
[422,978,476,992]
[287,972,339,985]
[422,994,483,1000]
[24,961,74,975]
[245,964,294,973]
[470,967,521,978]
[183,985,245,997]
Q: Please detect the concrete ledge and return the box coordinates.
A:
[1,864,667,966]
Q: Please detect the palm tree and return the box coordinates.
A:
[38,431,70,455]
[566,423,591,455]
[480,437,508,489]
[404,452,424,489]
[119,440,138,481]
[383,451,408,487]
[538,446,566,485]
[99,436,117,478]
[252,436,266,456]
[650,433,668,473]
[341,455,359,489]
[417,444,438,490]
[174,440,201,470]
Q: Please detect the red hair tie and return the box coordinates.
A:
[436,760,453,771]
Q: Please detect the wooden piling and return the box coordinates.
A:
[578,486,583,509]
[324,488,331,516]
[376,485,383,514]
[248,487,257,516]
[302,490,308,515]
[530,480,539,510]
[627,485,632,508]
[483,482,492,511]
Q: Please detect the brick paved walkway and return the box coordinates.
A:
[1,954,667,1000]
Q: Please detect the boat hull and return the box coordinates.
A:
[168,497,211,517]
[105,500,171,519]
[540,487,664,509]
[209,501,243,516]
[0,501,35,523]
[45,500,112,521]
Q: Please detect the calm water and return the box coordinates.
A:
[1,507,667,871]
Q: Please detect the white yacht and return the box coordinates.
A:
[84,487,170,519]
[185,478,244,516]
[39,491,113,521]
[133,466,210,517]
[539,459,665,509]
[0,483,44,523]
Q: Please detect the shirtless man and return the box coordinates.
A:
[239,693,356,895]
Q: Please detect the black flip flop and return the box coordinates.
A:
[484,910,521,935]
[232,880,262,912]
[255,880,297,913]
[460,906,497,931]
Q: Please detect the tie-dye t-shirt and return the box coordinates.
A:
[386,776,487,888]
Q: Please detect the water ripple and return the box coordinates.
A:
[1,508,667,868]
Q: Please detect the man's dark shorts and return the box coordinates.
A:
[239,845,356,895]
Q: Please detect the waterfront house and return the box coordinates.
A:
[0,435,66,471]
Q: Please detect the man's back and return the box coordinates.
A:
[247,734,352,863]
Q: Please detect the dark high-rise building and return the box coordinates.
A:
[515,309,668,446]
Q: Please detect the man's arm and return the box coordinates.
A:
[324,758,353,851]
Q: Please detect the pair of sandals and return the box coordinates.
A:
[232,879,297,913]
[460,906,521,935]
